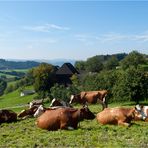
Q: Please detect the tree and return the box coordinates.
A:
[0,79,7,96]
[75,61,86,71]
[50,83,80,102]
[86,55,103,72]
[5,84,14,94]
[112,67,148,104]
[104,56,119,70]
[33,63,56,99]
[120,51,146,69]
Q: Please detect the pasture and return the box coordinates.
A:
[1,104,148,147]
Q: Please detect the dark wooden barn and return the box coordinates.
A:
[56,63,79,86]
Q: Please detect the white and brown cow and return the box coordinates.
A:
[0,109,17,124]
[18,106,39,119]
[36,106,95,131]
[96,107,136,127]
[29,100,43,108]
[50,98,73,108]
[134,104,148,121]
[69,90,108,110]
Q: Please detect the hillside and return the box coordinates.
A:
[0,59,40,70]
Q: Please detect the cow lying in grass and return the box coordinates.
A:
[134,104,148,121]
[29,100,43,108]
[96,107,136,127]
[18,106,39,119]
[36,106,95,131]
[50,98,73,108]
[0,109,17,124]
[18,104,73,119]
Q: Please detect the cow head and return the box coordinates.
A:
[80,106,95,120]
[50,98,57,107]
[134,105,147,121]
[69,94,80,104]
[34,105,45,117]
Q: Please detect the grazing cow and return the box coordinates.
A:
[36,106,95,131]
[0,109,17,124]
[69,90,108,110]
[29,100,43,108]
[134,104,148,121]
[96,107,136,127]
[50,98,73,108]
[18,106,38,119]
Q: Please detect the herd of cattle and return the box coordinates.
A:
[0,90,148,131]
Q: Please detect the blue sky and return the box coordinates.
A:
[0,1,148,60]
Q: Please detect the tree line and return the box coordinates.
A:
[0,59,40,70]
[0,51,148,104]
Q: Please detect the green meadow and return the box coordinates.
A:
[0,104,148,147]
[0,90,148,147]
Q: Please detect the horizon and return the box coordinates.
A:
[0,1,148,60]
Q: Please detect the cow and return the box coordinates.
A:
[34,105,46,118]
[134,104,148,121]
[36,106,95,131]
[50,98,73,108]
[29,100,43,108]
[96,107,136,127]
[69,90,108,110]
[0,109,17,124]
[18,106,39,119]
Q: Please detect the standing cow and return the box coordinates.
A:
[36,106,95,131]
[0,109,17,124]
[96,107,136,127]
[69,90,108,110]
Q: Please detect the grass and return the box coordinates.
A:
[0,104,148,147]
[1,91,148,147]
[0,89,36,110]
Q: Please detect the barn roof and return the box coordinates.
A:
[56,63,79,75]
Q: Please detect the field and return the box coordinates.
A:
[1,102,148,147]
[1,89,148,147]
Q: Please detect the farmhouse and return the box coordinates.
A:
[20,90,35,97]
[56,63,79,86]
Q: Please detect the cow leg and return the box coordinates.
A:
[60,122,75,130]
[67,126,74,130]
[103,97,108,108]
[118,121,130,127]
[98,99,106,110]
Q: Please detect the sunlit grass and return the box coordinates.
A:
[0,108,148,147]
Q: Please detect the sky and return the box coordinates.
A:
[0,1,148,60]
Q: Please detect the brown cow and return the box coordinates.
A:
[0,109,17,124]
[36,106,95,131]
[18,106,39,119]
[69,90,108,110]
[96,107,136,127]
[134,104,148,121]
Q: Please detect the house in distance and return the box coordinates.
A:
[56,63,79,86]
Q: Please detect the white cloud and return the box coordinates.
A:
[98,33,127,43]
[133,33,148,42]
[23,23,70,32]
[75,31,148,44]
